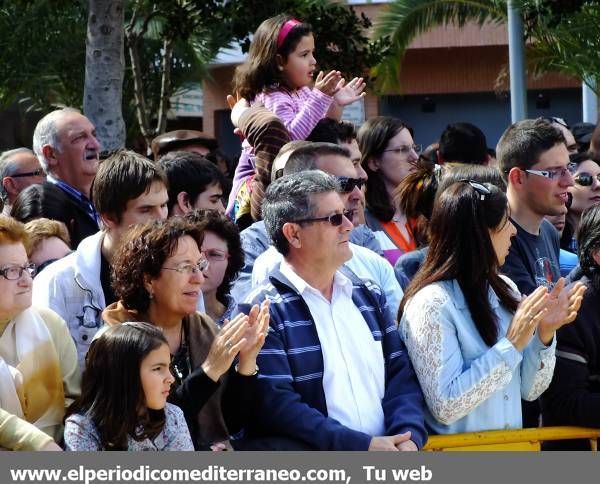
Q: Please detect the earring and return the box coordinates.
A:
[148,290,154,300]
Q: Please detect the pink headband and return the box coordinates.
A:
[277,19,302,50]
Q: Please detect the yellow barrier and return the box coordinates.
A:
[423,426,600,451]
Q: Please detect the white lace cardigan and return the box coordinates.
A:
[399,276,555,435]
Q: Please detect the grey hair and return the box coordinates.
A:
[0,148,36,201]
[263,170,340,256]
[32,107,80,171]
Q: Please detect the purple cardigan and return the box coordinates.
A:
[226,87,333,216]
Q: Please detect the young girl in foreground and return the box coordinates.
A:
[64,322,193,451]
[227,13,366,220]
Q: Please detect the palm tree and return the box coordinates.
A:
[372,0,598,94]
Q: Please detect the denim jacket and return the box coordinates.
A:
[399,276,556,434]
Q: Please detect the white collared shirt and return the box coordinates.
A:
[279,261,385,436]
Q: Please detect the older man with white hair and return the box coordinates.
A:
[0,148,45,214]
[32,108,101,246]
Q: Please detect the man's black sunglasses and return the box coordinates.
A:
[293,209,354,226]
[336,177,364,193]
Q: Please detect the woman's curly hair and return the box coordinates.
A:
[112,217,204,313]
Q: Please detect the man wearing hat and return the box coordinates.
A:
[151,129,217,160]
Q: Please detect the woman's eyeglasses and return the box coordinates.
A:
[0,262,36,280]
[383,144,422,156]
[162,258,209,275]
[293,210,354,226]
[335,177,364,193]
[574,173,600,187]
[202,249,229,262]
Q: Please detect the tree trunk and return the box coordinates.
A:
[156,37,173,136]
[84,0,126,152]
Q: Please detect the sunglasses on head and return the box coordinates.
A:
[293,209,354,226]
[574,172,600,187]
[336,177,364,193]
[460,179,491,200]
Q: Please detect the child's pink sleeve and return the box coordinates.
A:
[260,87,332,140]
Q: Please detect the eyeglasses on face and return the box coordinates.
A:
[10,169,45,178]
[524,163,576,181]
[383,144,422,156]
[460,179,491,200]
[0,262,36,280]
[162,258,209,275]
[293,209,354,226]
[336,177,365,193]
[202,249,229,262]
[574,172,600,187]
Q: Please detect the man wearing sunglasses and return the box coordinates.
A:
[498,117,573,428]
[0,148,46,214]
[235,143,402,317]
[238,170,425,451]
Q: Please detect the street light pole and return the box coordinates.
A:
[507,0,527,122]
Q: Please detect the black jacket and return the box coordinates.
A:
[541,274,600,450]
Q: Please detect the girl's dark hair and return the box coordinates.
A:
[394,162,506,246]
[112,217,204,313]
[358,116,414,221]
[400,181,519,346]
[561,151,600,250]
[66,322,168,450]
[577,204,600,289]
[184,209,244,306]
[232,14,313,100]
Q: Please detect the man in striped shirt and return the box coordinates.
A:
[240,170,426,451]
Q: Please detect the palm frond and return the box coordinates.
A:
[372,0,507,92]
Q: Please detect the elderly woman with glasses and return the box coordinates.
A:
[358,116,420,264]
[102,217,269,450]
[399,181,586,434]
[0,216,79,450]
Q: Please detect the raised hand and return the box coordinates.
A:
[314,70,342,96]
[537,278,586,344]
[238,300,270,375]
[201,313,249,381]
[333,76,366,106]
[506,285,549,351]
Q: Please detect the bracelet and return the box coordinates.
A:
[235,364,259,376]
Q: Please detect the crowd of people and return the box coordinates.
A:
[1,14,599,452]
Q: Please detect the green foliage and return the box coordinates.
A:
[0,0,384,144]
[227,0,387,83]
[521,1,600,93]
[372,0,600,94]
[373,0,505,92]
[0,0,86,110]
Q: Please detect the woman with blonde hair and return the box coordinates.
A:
[0,216,80,449]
